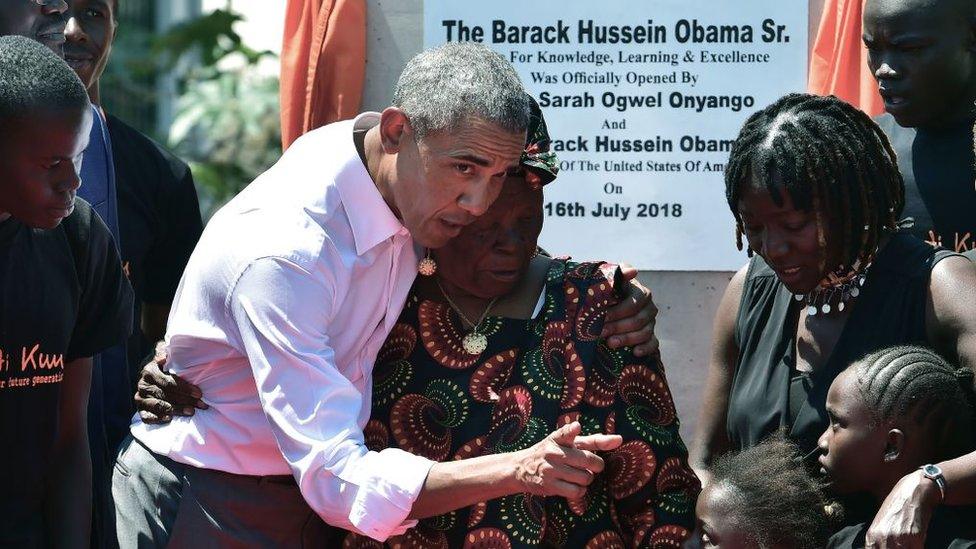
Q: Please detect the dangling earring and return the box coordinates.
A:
[418,249,437,276]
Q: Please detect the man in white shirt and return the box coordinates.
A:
[112,42,625,546]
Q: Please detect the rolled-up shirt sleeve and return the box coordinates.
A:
[228,256,434,541]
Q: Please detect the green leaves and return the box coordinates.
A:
[158,8,281,218]
[153,9,274,73]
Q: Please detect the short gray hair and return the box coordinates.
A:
[393,42,529,139]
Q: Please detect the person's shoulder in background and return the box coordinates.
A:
[106,113,195,189]
[106,112,202,302]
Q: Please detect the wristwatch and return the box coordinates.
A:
[919,464,947,502]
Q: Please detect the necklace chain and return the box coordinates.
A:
[435,278,500,331]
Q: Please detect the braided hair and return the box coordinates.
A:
[725,93,904,274]
[851,345,976,461]
[710,434,834,549]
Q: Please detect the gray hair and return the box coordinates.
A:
[393,42,529,139]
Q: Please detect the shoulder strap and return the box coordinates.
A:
[733,255,765,345]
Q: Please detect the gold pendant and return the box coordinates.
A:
[462,332,488,355]
[418,257,437,276]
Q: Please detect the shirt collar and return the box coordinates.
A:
[335,112,409,255]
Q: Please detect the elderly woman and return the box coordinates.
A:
[137,98,699,547]
[692,94,976,544]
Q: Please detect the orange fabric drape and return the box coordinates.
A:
[280,0,366,150]
[808,0,884,116]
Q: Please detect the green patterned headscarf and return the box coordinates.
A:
[521,94,559,189]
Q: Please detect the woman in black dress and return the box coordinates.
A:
[691,93,976,544]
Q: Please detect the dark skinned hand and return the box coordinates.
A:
[865,470,939,549]
[602,263,660,357]
[135,342,207,423]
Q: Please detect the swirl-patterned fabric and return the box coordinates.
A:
[343,259,699,548]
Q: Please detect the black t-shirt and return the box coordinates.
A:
[827,505,976,548]
[0,199,133,546]
[875,113,976,254]
[106,114,202,377]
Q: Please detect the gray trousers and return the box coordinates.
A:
[111,436,336,548]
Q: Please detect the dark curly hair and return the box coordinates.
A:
[709,434,834,549]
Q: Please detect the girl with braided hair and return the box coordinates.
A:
[820,345,976,548]
[691,93,976,539]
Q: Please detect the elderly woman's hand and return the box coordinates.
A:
[135,341,207,423]
[865,469,940,549]
[602,263,660,357]
[513,421,623,500]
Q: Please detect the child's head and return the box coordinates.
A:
[818,345,975,500]
[0,35,91,229]
[697,435,832,549]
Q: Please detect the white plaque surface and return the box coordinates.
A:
[424,2,808,270]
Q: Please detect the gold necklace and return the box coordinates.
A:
[435,278,500,355]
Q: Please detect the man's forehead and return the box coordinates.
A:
[73,0,116,11]
[8,106,90,136]
[866,0,965,24]
[451,125,523,147]
[435,131,525,166]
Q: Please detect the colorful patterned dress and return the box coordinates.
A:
[343,259,699,548]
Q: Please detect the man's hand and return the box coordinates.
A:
[865,469,939,549]
[602,263,660,357]
[512,421,622,500]
[135,342,207,423]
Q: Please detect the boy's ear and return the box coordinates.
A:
[882,428,905,463]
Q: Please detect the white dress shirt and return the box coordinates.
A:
[131,113,434,541]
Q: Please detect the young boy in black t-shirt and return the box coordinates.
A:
[0,36,132,547]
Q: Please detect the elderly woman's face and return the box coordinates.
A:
[434,175,544,299]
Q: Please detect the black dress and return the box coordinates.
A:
[726,233,959,457]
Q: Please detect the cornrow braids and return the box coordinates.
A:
[710,433,834,549]
[725,93,904,274]
[852,345,976,461]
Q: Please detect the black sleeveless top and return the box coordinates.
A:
[727,233,959,458]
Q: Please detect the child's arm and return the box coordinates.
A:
[867,256,976,547]
[44,357,93,548]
